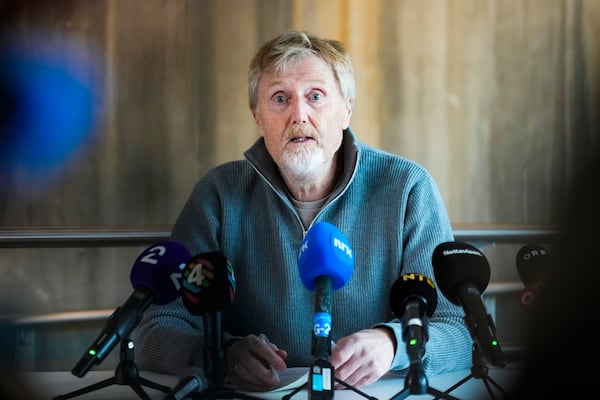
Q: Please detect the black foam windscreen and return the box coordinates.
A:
[181,252,236,315]
[389,273,438,318]
[516,244,549,286]
[432,241,490,304]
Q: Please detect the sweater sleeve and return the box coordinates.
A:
[131,298,204,375]
[132,175,227,375]
[374,165,473,374]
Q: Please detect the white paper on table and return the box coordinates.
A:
[239,367,309,399]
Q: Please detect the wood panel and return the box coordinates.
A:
[1,0,598,227]
[0,0,598,323]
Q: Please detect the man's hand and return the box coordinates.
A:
[329,328,396,388]
[226,333,288,392]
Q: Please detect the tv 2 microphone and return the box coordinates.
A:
[432,241,506,368]
[515,244,549,310]
[298,221,354,400]
[180,251,236,389]
[389,273,438,365]
[71,240,190,378]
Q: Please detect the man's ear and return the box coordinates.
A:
[342,101,353,129]
[251,109,262,129]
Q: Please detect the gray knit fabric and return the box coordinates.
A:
[132,128,472,377]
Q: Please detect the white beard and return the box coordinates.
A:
[280,145,326,180]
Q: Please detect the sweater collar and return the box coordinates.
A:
[244,127,360,199]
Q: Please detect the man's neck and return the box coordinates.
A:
[282,154,341,202]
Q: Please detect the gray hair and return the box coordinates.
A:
[248,30,356,111]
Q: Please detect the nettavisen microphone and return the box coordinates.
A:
[432,241,506,368]
[72,240,190,378]
[515,244,549,310]
[162,367,207,400]
[389,273,438,365]
[298,221,354,400]
[180,252,235,389]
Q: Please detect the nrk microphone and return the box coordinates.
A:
[180,252,235,389]
[71,240,190,378]
[298,221,354,400]
[162,367,207,400]
[389,273,438,365]
[515,244,549,310]
[432,241,506,368]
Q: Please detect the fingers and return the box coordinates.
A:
[330,330,393,389]
[229,360,276,392]
[226,334,287,391]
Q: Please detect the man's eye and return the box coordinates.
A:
[309,93,322,101]
[274,95,286,103]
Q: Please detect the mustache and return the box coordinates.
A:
[288,124,318,138]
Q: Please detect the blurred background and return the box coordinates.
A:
[0,0,598,372]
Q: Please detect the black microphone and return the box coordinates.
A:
[180,252,235,389]
[71,240,191,378]
[432,241,506,368]
[515,244,549,310]
[162,367,207,400]
[389,273,438,365]
[298,221,354,400]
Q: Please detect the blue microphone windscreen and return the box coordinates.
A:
[298,221,354,291]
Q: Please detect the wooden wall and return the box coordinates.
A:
[0,0,599,368]
[2,0,598,228]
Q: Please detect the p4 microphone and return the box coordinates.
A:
[298,221,354,400]
[515,244,549,310]
[389,273,438,365]
[432,241,506,368]
[71,240,190,378]
[180,252,235,389]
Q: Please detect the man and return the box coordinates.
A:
[133,30,472,392]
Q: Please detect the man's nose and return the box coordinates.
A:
[291,98,308,124]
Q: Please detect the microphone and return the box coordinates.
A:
[71,240,190,378]
[297,221,354,400]
[389,273,438,365]
[180,251,235,389]
[432,241,506,368]
[515,244,549,310]
[162,367,207,400]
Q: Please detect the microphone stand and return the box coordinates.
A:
[282,359,378,400]
[433,280,511,400]
[191,311,264,400]
[390,301,457,400]
[389,315,458,400]
[53,337,170,400]
[432,343,509,400]
[282,333,378,400]
[284,275,377,400]
[389,360,460,400]
[433,343,510,400]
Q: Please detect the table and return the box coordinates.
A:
[25,366,521,400]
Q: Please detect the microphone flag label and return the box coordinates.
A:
[181,252,236,308]
[313,312,332,338]
[182,256,215,304]
[401,272,436,289]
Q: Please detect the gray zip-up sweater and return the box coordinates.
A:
[132,128,472,377]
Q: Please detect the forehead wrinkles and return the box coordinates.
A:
[260,56,334,92]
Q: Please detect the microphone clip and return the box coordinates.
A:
[402,314,429,364]
[311,331,332,360]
